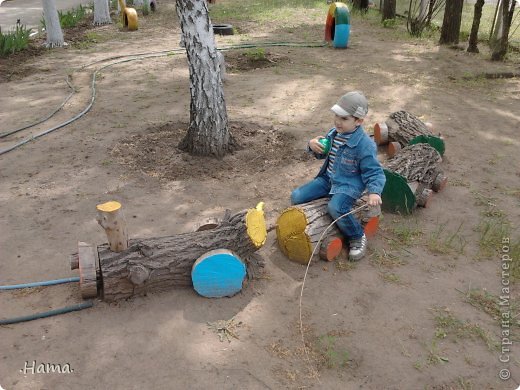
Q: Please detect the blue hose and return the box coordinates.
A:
[0,301,93,325]
[0,277,80,290]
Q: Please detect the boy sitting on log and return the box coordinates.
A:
[291,91,385,261]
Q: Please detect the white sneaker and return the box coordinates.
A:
[349,234,367,262]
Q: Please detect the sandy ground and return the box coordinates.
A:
[1,1,520,389]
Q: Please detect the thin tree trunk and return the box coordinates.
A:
[382,0,396,20]
[439,0,464,44]
[94,0,112,25]
[467,0,485,53]
[176,0,236,157]
[42,0,64,48]
[491,0,516,60]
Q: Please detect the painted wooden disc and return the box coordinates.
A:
[192,249,246,298]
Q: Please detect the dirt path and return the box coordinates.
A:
[1,2,519,389]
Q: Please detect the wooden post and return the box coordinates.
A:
[96,201,128,253]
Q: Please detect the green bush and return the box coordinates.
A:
[0,25,32,57]
[40,4,89,30]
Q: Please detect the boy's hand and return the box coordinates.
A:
[367,193,382,207]
[309,136,326,153]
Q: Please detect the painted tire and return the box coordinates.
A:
[213,24,234,36]
[325,2,351,48]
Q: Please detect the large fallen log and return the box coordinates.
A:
[276,196,380,264]
[382,144,447,213]
[70,204,267,301]
[374,110,445,157]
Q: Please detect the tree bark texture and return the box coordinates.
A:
[42,0,64,48]
[382,0,396,21]
[491,0,516,60]
[467,0,486,53]
[353,0,369,11]
[439,0,464,44]
[384,143,447,191]
[92,209,264,301]
[375,110,432,146]
[176,0,235,157]
[94,0,112,25]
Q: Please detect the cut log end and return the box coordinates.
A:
[319,236,343,261]
[374,122,389,145]
[364,216,380,238]
[416,188,433,208]
[96,201,122,213]
[78,242,99,299]
[424,122,434,131]
[276,207,313,264]
[246,203,267,248]
[388,141,402,157]
[432,173,448,192]
[192,249,246,298]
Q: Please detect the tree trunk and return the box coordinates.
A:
[176,0,236,157]
[276,197,381,264]
[94,0,112,25]
[439,0,464,44]
[42,0,64,48]
[467,0,486,53]
[382,0,396,21]
[353,0,370,12]
[384,143,447,191]
[72,207,267,301]
[374,110,432,146]
[491,0,516,61]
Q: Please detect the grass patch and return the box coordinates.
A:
[370,248,407,268]
[316,333,351,369]
[0,25,32,57]
[379,271,404,284]
[433,308,497,351]
[209,0,327,24]
[335,259,356,272]
[427,221,467,255]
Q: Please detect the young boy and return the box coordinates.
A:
[291,91,386,261]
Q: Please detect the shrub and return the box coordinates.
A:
[0,25,32,57]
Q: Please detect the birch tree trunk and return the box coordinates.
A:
[42,0,64,48]
[94,0,112,25]
[175,0,236,157]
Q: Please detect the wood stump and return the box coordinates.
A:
[374,110,445,157]
[276,196,380,264]
[382,144,448,214]
[71,204,267,302]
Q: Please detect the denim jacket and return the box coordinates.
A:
[313,126,386,199]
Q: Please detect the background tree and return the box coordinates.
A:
[491,0,517,60]
[467,0,485,52]
[353,0,370,12]
[175,0,235,157]
[94,0,112,26]
[42,0,64,47]
[439,0,464,44]
[382,0,396,21]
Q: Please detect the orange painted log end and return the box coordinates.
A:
[364,216,379,238]
[319,236,343,261]
[374,122,389,145]
[387,141,401,157]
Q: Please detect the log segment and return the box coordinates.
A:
[276,196,380,264]
[374,111,445,157]
[381,144,448,214]
[71,204,267,302]
[96,201,128,252]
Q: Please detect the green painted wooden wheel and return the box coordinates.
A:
[409,135,445,156]
[381,169,416,214]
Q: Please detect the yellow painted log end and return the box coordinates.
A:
[276,207,312,264]
[125,8,138,31]
[97,201,122,213]
[246,204,267,249]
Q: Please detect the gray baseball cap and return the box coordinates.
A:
[331,91,368,118]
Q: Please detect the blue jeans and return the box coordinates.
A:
[290,177,364,240]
